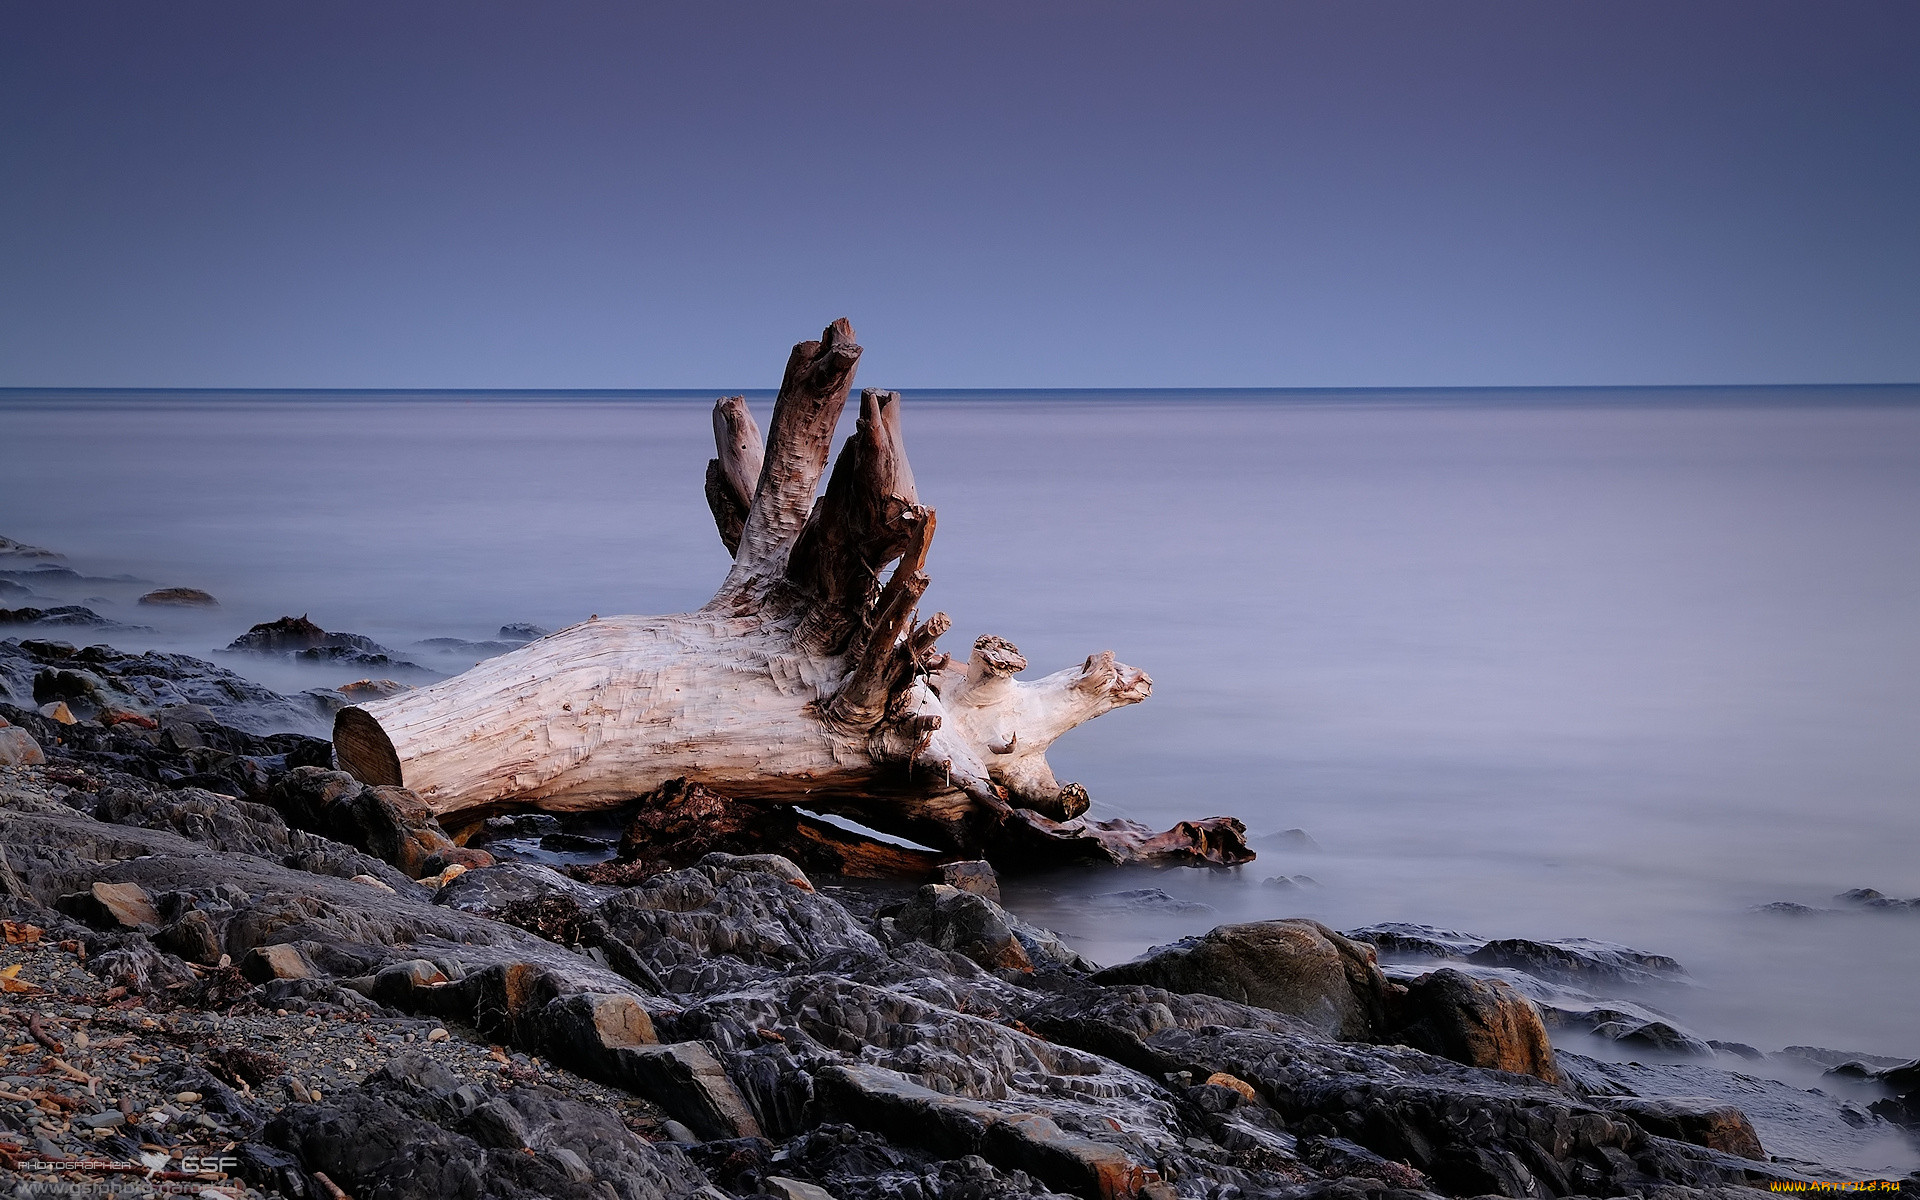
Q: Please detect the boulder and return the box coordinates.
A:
[540,991,659,1068]
[58,880,161,929]
[241,942,316,982]
[1093,919,1393,1040]
[608,1041,763,1141]
[895,883,1033,972]
[1391,968,1561,1083]
[1604,1096,1765,1159]
[155,909,224,965]
[0,722,45,766]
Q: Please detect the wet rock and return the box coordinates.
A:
[1093,919,1393,1040]
[1391,967,1561,1084]
[1593,1019,1715,1058]
[227,614,373,653]
[0,720,46,766]
[2,636,330,734]
[58,880,161,929]
[942,858,1001,902]
[1086,887,1215,915]
[1835,887,1920,912]
[139,587,220,607]
[1343,922,1484,961]
[264,766,469,878]
[1,604,148,631]
[37,699,75,723]
[1868,1059,1920,1130]
[499,622,550,641]
[1602,1096,1765,1159]
[337,678,409,700]
[1465,936,1687,988]
[897,883,1035,972]
[0,535,61,560]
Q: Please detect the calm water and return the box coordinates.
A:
[3,387,1918,1067]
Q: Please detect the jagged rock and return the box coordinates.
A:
[139,587,220,607]
[1592,1018,1714,1057]
[942,859,1001,902]
[1,637,331,734]
[1092,920,1393,1040]
[0,536,60,560]
[897,883,1034,972]
[0,721,45,766]
[58,880,161,929]
[155,908,223,965]
[1392,967,1561,1084]
[264,766,483,879]
[815,1061,1159,1200]
[1343,922,1484,961]
[1465,936,1686,988]
[265,1051,709,1200]
[540,991,659,1067]
[609,1041,764,1141]
[37,700,75,723]
[1602,1097,1765,1158]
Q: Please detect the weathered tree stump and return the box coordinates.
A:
[334,320,1251,867]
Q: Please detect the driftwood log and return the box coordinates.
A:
[334,320,1251,868]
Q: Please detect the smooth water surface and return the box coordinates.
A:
[3,387,1917,1065]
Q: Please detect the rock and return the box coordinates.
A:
[1093,919,1393,1040]
[155,909,224,965]
[0,723,46,766]
[815,1061,1158,1200]
[1391,968,1561,1083]
[0,536,61,560]
[498,623,550,642]
[1345,922,1485,961]
[1,637,329,735]
[896,883,1034,972]
[1465,936,1686,988]
[940,859,1000,902]
[1592,1019,1714,1057]
[1,604,143,630]
[540,991,659,1069]
[58,881,162,929]
[241,943,316,982]
[264,766,465,878]
[338,679,409,700]
[608,1041,763,1141]
[227,615,368,653]
[37,700,75,723]
[1835,887,1920,912]
[1205,1072,1257,1102]
[765,1176,839,1200]
[139,588,220,607]
[1603,1096,1765,1158]
[265,1050,709,1200]
[693,852,812,891]
[371,958,451,1004]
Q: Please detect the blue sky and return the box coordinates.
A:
[3,2,1917,388]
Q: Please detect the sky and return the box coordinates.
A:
[2,2,1917,389]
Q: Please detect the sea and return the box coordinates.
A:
[3,386,1917,1077]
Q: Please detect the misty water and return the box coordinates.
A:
[4,388,1917,1078]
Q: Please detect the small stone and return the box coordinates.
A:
[138,588,220,608]
[173,1092,201,1104]
[1205,1072,1257,1103]
[59,882,161,930]
[427,1028,449,1043]
[349,874,396,893]
[37,701,76,724]
[940,859,1001,903]
[79,1111,126,1129]
[765,1177,840,1200]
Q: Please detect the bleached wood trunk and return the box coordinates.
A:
[335,321,1247,864]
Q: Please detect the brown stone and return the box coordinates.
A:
[1393,968,1561,1084]
[1607,1096,1765,1159]
[1204,1072,1257,1103]
[1092,919,1392,1040]
[940,859,1001,902]
[240,943,315,982]
[138,588,220,607]
[0,725,46,767]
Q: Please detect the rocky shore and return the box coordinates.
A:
[2,632,1918,1200]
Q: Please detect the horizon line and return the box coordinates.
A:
[3,381,1918,398]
